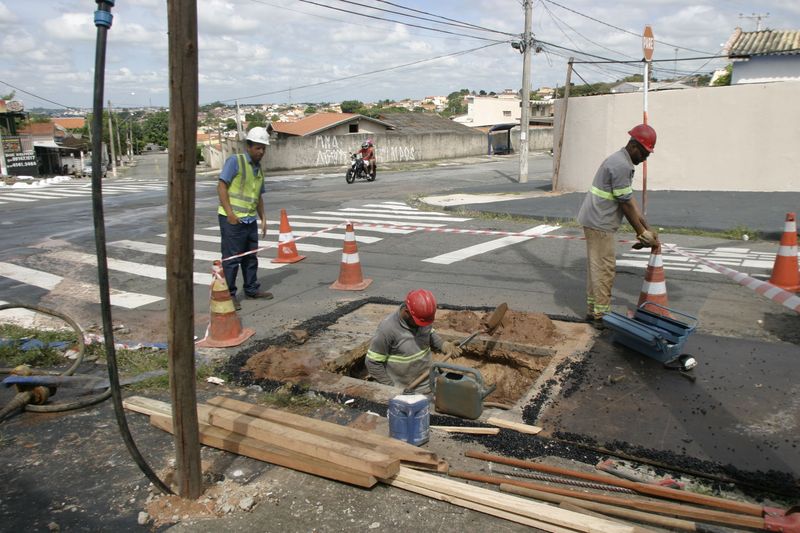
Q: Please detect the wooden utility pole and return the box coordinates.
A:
[518,0,532,183]
[107,100,117,177]
[166,0,202,499]
[552,58,573,191]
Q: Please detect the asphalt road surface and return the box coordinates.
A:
[0,152,796,344]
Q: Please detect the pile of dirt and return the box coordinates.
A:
[143,478,271,528]
[243,346,321,382]
[440,309,562,346]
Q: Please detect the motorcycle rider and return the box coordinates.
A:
[354,139,376,178]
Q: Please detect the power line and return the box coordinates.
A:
[0,80,80,111]
[297,0,507,42]
[373,0,517,37]
[223,42,504,103]
[542,0,714,55]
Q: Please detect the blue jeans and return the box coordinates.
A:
[219,214,261,297]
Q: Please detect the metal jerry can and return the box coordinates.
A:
[429,362,496,420]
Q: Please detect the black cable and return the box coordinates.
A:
[0,80,80,111]
[297,0,505,42]
[542,0,713,55]
[374,0,515,36]
[223,42,503,103]
[90,0,172,496]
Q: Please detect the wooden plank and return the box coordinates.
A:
[149,414,377,488]
[124,396,399,479]
[485,417,543,435]
[430,426,499,435]
[503,484,695,532]
[200,404,399,479]
[390,467,636,533]
[449,470,766,530]
[386,477,576,532]
[205,396,439,466]
[465,451,765,517]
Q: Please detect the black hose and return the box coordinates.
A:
[0,302,111,413]
[90,0,172,495]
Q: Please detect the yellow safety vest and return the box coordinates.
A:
[218,154,264,218]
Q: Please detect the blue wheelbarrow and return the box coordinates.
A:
[602,302,698,371]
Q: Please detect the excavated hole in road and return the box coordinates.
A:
[241,308,567,408]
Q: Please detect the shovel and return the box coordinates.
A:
[403,303,508,393]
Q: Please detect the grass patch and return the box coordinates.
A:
[259,384,329,415]
[0,324,79,368]
[0,324,221,391]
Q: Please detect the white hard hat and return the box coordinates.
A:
[246,126,269,145]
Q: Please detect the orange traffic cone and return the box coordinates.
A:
[330,223,372,291]
[272,209,306,264]
[196,260,255,348]
[637,244,671,317]
[768,212,799,292]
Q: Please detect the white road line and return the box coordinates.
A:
[49,249,210,285]
[362,203,417,211]
[0,262,162,309]
[110,240,289,269]
[175,234,339,254]
[742,259,776,269]
[197,226,381,244]
[0,262,62,289]
[32,190,87,196]
[264,220,415,235]
[422,224,561,265]
[291,215,447,228]
[314,210,471,222]
[337,207,456,217]
[0,194,38,202]
[0,299,41,327]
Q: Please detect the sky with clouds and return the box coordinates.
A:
[1,0,798,110]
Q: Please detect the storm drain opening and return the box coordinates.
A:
[237,303,595,414]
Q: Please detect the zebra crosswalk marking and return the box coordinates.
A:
[174,233,340,254]
[0,194,38,202]
[422,224,561,265]
[49,249,210,285]
[110,239,289,270]
[289,215,447,228]
[0,262,163,309]
[337,207,455,217]
[0,262,62,290]
[199,226,382,244]
[314,210,471,222]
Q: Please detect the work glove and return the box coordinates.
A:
[441,341,462,359]
[636,229,659,248]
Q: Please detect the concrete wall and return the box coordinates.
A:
[553,81,800,192]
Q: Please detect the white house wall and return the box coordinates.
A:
[733,56,800,84]
[553,81,800,192]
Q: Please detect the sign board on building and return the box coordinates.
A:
[642,25,655,61]
[2,136,38,176]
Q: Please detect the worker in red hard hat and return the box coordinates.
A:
[366,289,462,393]
[576,124,660,328]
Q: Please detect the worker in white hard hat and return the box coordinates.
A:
[217,126,273,310]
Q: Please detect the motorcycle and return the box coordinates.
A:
[346,153,375,184]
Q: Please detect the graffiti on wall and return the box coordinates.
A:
[314,135,349,166]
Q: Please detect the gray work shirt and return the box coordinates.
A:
[577,148,635,232]
[366,307,444,390]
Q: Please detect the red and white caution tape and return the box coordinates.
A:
[664,243,800,314]
[220,221,347,263]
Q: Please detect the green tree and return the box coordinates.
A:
[245,111,267,128]
[304,106,317,115]
[141,110,169,147]
[28,113,52,123]
[712,65,732,86]
[340,100,363,113]
[270,114,279,122]
[224,118,237,131]
[441,89,469,117]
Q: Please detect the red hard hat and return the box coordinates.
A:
[628,124,657,153]
[405,289,437,327]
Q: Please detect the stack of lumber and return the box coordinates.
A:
[382,466,643,532]
[123,395,444,488]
